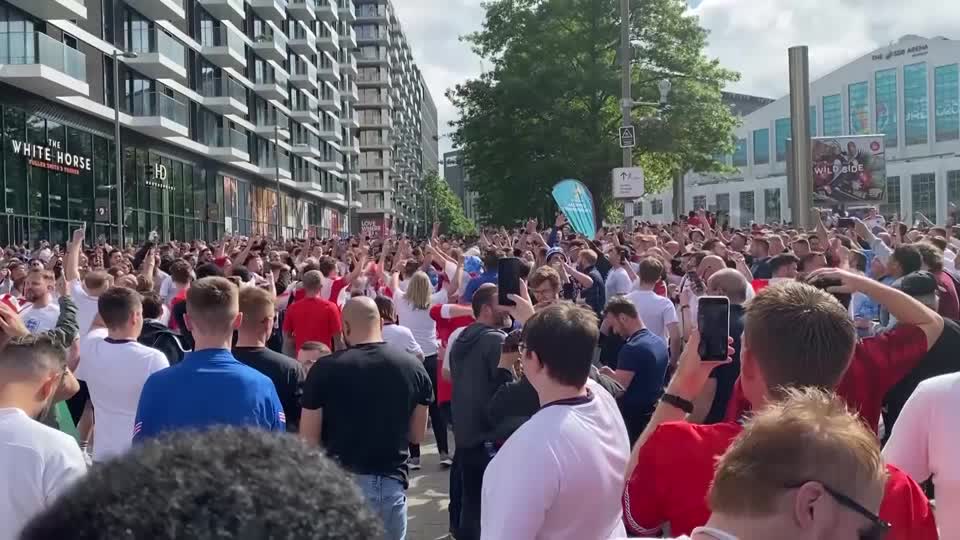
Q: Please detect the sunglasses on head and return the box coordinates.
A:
[785,481,890,540]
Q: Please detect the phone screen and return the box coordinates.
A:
[837,217,855,228]
[497,257,522,306]
[697,296,730,361]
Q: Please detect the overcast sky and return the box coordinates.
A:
[392,0,959,158]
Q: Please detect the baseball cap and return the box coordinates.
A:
[895,271,938,297]
[545,247,567,262]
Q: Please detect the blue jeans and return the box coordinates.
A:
[355,474,407,540]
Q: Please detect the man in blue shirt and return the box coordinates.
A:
[599,296,669,444]
[462,249,500,303]
[134,277,284,442]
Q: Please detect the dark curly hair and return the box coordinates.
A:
[20,428,383,540]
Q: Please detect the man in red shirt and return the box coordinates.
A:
[282,270,343,355]
[623,278,938,540]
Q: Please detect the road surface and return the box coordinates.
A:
[407,435,454,540]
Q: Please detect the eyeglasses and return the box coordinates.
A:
[785,481,890,540]
[518,343,527,355]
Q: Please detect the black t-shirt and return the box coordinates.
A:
[232,346,304,433]
[301,342,433,487]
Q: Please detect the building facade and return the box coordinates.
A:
[0,0,433,246]
[639,35,960,227]
[442,149,478,225]
[353,0,436,238]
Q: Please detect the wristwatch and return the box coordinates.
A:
[661,393,694,414]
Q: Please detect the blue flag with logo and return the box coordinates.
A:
[552,179,597,240]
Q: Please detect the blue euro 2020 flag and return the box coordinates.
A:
[552,179,596,240]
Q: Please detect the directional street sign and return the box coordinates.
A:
[612,167,645,199]
[619,126,636,148]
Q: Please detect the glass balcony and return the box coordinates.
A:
[0,32,88,97]
[125,28,187,80]
[317,21,339,53]
[197,0,244,25]
[288,25,317,55]
[248,0,287,24]
[288,0,316,21]
[316,0,336,21]
[199,77,248,115]
[251,30,286,63]
[290,62,318,90]
[200,25,245,70]
[125,0,184,23]
[254,109,290,139]
[356,3,387,20]
[337,0,355,21]
[128,91,188,137]
[7,0,86,21]
[203,127,249,154]
[252,70,288,101]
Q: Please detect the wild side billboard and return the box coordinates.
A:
[811,135,887,205]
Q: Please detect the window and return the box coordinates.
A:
[809,105,817,137]
[693,195,707,211]
[875,68,898,147]
[848,81,870,135]
[651,200,663,215]
[739,191,755,227]
[904,62,929,145]
[935,64,959,142]
[948,171,960,210]
[636,203,643,216]
[753,128,769,165]
[911,173,937,224]
[732,138,747,167]
[775,118,791,162]
[823,94,842,136]
[764,188,781,223]
[716,193,730,216]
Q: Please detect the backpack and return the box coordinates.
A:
[139,323,186,365]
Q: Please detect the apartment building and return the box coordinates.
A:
[0,0,365,244]
[353,0,435,237]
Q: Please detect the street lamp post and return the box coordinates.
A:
[275,124,283,241]
[112,49,137,248]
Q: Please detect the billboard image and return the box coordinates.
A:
[811,135,886,205]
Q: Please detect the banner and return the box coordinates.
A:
[552,179,597,240]
[811,135,887,205]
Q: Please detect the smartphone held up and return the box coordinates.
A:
[697,296,730,362]
[497,257,522,306]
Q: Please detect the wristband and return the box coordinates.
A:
[661,393,694,414]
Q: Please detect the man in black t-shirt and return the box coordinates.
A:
[233,287,303,432]
[300,296,432,540]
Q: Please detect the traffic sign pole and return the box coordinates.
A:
[619,0,634,230]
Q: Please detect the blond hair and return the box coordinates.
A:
[238,286,275,329]
[186,277,239,335]
[709,387,887,516]
[403,271,432,310]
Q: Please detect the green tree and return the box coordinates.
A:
[448,0,740,225]
[421,171,477,237]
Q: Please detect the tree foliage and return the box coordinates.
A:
[421,171,477,237]
[448,0,740,225]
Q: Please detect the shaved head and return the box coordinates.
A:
[707,268,749,305]
[342,297,381,346]
[699,254,726,281]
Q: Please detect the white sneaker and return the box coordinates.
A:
[408,457,421,470]
[439,453,453,467]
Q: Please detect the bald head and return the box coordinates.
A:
[342,297,382,346]
[707,269,749,305]
[699,255,726,281]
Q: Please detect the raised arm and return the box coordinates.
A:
[65,227,84,283]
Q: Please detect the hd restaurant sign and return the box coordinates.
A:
[10,138,92,175]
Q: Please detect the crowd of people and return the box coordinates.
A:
[0,205,957,539]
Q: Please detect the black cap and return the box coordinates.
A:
[895,271,938,297]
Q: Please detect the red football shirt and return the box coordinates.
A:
[725,324,929,432]
[282,296,342,353]
[328,277,350,303]
[623,421,937,540]
[430,304,474,404]
[168,287,189,331]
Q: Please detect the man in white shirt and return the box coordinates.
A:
[605,246,633,299]
[64,227,111,337]
[76,287,169,463]
[626,257,681,365]
[375,295,424,360]
[19,269,60,335]
[0,335,87,540]
[481,303,629,540]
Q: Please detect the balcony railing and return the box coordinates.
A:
[256,109,289,129]
[200,77,246,102]
[253,69,288,87]
[200,25,244,57]
[0,32,86,80]
[129,27,185,67]
[289,0,315,10]
[356,3,386,17]
[203,127,248,151]
[130,91,188,125]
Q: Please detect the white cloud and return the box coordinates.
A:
[692,0,960,98]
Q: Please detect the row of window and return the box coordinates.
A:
[722,61,960,167]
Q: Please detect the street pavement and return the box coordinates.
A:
[407,434,454,540]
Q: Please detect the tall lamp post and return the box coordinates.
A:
[619,0,670,229]
[112,49,138,248]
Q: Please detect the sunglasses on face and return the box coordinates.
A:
[786,481,890,540]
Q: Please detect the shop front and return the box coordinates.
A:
[0,91,329,247]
